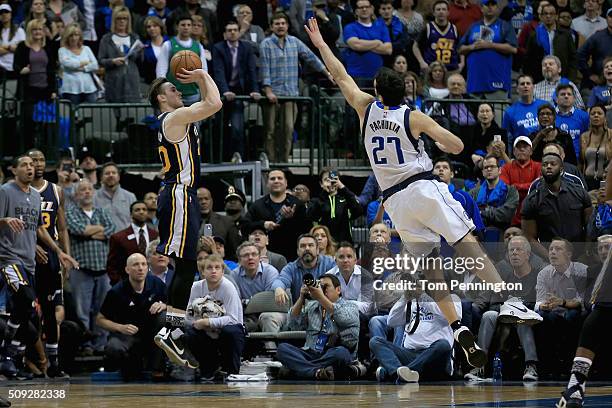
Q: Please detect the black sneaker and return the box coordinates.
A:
[453,326,486,368]
[47,364,70,379]
[0,395,11,407]
[556,385,584,408]
[315,366,334,381]
[0,356,17,378]
[154,327,199,369]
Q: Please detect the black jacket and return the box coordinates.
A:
[13,41,58,100]
[211,39,258,95]
[308,187,363,244]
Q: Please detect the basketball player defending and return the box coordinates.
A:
[148,68,222,368]
[305,18,541,368]
[556,170,612,408]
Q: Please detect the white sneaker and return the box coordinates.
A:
[522,364,538,381]
[464,366,485,382]
[498,297,543,325]
[396,366,419,383]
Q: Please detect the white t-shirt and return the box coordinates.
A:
[0,26,25,71]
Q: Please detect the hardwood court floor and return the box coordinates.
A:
[2,380,612,407]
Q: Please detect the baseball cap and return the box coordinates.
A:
[213,236,225,246]
[607,7,612,17]
[78,146,97,162]
[247,222,267,236]
[224,186,246,205]
[0,4,12,12]
[513,136,532,148]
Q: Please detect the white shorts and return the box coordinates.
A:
[384,179,475,255]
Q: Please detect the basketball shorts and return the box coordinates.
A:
[383,179,475,256]
[157,183,201,261]
[35,249,64,307]
[1,262,33,292]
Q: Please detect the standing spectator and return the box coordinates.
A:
[413,0,464,73]
[525,3,577,83]
[245,170,312,261]
[143,191,158,230]
[155,14,208,106]
[394,0,424,39]
[139,16,167,85]
[66,179,116,355]
[223,187,248,240]
[577,9,612,90]
[93,162,136,231]
[96,253,167,380]
[196,187,241,261]
[310,225,337,257]
[13,19,58,149]
[588,56,612,108]
[236,4,265,54]
[97,6,142,105]
[212,21,260,161]
[500,136,541,226]
[106,201,159,285]
[145,0,170,23]
[47,0,85,30]
[559,9,585,50]
[308,168,363,244]
[376,0,410,68]
[530,104,577,164]
[521,154,592,258]
[572,0,607,40]
[502,74,548,149]
[459,0,517,100]
[247,224,288,272]
[165,0,217,40]
[533,55,585,109]
[0,4,25,78]
[448,0,482,37]
[579,104,612,190]
[260,12,332,163]
[527,142,587,192]
[499,0,532,36]
[555,84,590,157]
[392,54,408,74]
[58,23,99,105]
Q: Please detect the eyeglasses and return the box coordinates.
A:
[293,187,308,192]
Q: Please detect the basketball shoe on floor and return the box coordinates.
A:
[396,366,419,383]
[464,367,486,382]
[556,385,584,408]
[454,326,487,368]
[498,297,543,325]
[155,327,199,369]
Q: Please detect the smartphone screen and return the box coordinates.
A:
[203,224,213,237]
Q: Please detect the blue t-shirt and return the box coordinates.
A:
[460,19,517,94]
[588,85,611,107]
[343,21,391,79]
[366,200,402,245]
[555,108,589,158]
[502,99,548,146]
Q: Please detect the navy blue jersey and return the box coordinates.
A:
[157,111,201,188]
[34,180,60,242]
[422,22,460,71]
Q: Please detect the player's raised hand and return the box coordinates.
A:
[175,68,206,84]
[304,17,325,49]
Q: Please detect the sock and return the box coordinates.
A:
[46,343,59,366]
[567,357,592,399]
[4,320,20,342]
[450,320,462,332]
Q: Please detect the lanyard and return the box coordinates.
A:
[329,195,336,219]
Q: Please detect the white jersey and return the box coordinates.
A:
[363,102,433,191]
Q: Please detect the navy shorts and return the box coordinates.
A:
[35,249,64,306]
[157,183,201,261]
[1,262,33,292]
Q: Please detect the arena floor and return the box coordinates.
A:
[2,380,612,407]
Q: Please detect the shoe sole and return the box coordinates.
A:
[154,335,199,370]
[397,367,419,383]
[456,329,487,368]
[556,397,583,408]
[497,313,542,326]
[523,375,538,381]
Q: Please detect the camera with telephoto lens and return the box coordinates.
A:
[302,273,320,299]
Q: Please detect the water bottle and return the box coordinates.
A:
[492,353,503,383]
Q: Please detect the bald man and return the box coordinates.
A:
[97,253,168,380]
[197,187,242,261]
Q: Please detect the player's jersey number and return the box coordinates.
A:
[158,146,171,173]
[372,136,405,165]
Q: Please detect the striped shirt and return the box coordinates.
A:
[259,33,326,96]
[533,78,585,110]
[66,206,115,272]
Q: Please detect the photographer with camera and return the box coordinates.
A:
[276,273,359,380]
[308,167,363,244]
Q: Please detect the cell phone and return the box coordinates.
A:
[329,170,338,180]
[62,163,73,173]
[546,125,555,130]
[203,224,213,237]
[601,180,607,189]
[493,135,502,142]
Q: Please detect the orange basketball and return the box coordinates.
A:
[170,50,202,77]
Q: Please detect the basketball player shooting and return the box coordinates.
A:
[148,68,222,366]
[304,17,541,368]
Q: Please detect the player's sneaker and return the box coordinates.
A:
[556,385,584,408]
[498,297,543,325]
[396,366,419,383]
[453,326,487,368]
[0,394,11,407]
[47,364,70,379]
[375,366,387,382]
[522,364,538,381]
[154,327,199,369]
[0,356,17,378]
[464,366,485,381]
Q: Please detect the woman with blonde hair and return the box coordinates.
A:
[139,15,167,84]
[579,104,612,191]
[310,225,337,257]
[402,71,424,111]
[191,14,212,62]
[424,60,448,99]
[59,23,99,104]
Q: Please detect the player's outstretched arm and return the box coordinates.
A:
[304,18,374,117]
[410,110,464,155]
[168,69,223,126]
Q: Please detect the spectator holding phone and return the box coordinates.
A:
[308,168,363,244]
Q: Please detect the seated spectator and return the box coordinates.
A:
[276,273,359,380]
[391,54,408,75]
[470,103,507,169]
[571,0,607,40]
[521,152,592,258]
[525,3,577,83]
[94,162,137,231]
[271,234,336,307]
[205,236,238,271]
[587,187,612,240]
[533,55,585,109]
[495,227,548,288]
[555,84,590,158]
[502,74,547,149]
[579,105,611,191]
[310,225,337,257]
[527,142,587,194]
[236,4,265,54]
[139,16,167,85]
[107,201,159,285]
[143,191,158,230]
[530,104,577,164]
[0,4,25,79]
[577,7,612,90]
[248,224,288,272]
[469,155,519,242]
[584,234,612,305]
[370,291,458,382]
[423,60,449,99]
[308,168,363,244]
[58,23,98,105]
[367,197,402,245]
[376,0,410,68]
[146,239,174,286]
[357,173,381,208]
[402,71,425,111]
[465,236,541,382]
[500,136,541,226]
[97,253,167,380]
[197,187,241,261]
[448,0,482,38]
[290,184,311,206]
[588,56,612,109]
[223,187,248,239]
[394,0,424,39]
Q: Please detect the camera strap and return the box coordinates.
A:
[405,299,420,335]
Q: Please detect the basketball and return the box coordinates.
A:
[170,50,202,77]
